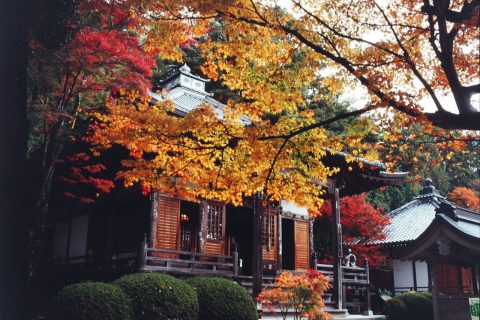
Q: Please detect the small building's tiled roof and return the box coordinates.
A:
[378,179,480,246]
[438,206,480,239]
[400,201,480,260]
[149,66,226,119]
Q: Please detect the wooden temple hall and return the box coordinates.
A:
[143,65,406,311]
[47,65,408,316]
[138,154,407,309]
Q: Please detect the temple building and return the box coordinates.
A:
[48,64,408,317]
[372,179,479,320]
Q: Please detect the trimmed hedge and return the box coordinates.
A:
[114,272,198,320]
[52,282,133,320]
[383,291,433,320]
[396,291,433,320]
[187,276,258,320]
[383,297,407,320]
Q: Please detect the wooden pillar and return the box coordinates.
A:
[412,260,418,291]
[364,259,373,316]
[198,200,206,253]
[332,187,344,310]
[430,260,440,320]
[277,207,282,272]
[138,234,147,270]
[252,192,264,298]
[233,243,239,276]
[148,192,158,247]
[309,218,316,269]
[472,264,479,296]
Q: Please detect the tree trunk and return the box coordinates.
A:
[28,123,65,281]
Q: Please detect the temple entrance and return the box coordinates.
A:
[179,201,199,252]
[226,205,253,275]
[282,218,295,270]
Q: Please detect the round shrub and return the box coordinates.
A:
[187,276,258,320]
[383,297,406,320]
[396,291,433,320]
[52,282,132,320]
[114,272,198,320]
[418,291,432,301]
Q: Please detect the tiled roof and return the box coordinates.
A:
[149,64,226,118]
[150,65,251,124]
[438,207,480,239]
[400,202,480,260]
[380,192,443,244]
[379,180,480,245]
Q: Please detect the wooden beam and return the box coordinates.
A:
[332,187,344,310]
[252,192,264,298]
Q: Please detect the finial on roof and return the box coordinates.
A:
[436,201,457,220]
[420,178,436,195]
[179,63,191,73]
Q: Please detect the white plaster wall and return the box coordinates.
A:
[415,260,429,291]
[393,259,429,294]
[393,259,414,293]
[68,215,89,257]
[280,200,308,216]
[180,74,205,92]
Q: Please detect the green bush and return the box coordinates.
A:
[396,291,433,320]
[418,291,432,301]
[114,272,198,320]
[187,276,258,320]
[52,282,133,320]
[383,297,406,320]
[383,291,433,320]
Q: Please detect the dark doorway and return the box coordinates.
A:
[179,201,199,252]
[226,205,253,275]
[282,218,295,270]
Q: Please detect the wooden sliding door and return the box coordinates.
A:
[294,220,310,270]
[155,195,180,257]
[203,201,226,255]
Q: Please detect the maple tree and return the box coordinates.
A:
[97,0,480,129]
[448,187,480,210]
[315,194,390,266]
[201,0,480,130]
[88,0,479,209]
[89,13,382,211]
[367,113,478,211]
[26,0,160,280]
[258,270,332,320]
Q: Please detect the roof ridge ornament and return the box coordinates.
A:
[420,178,436,195]
[179,63,191,73]
[436,201,458,220]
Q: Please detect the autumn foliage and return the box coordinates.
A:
[86,0,479,211]
[317,194,390,266]
[258,270,332,320]
[448,187,480,211]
